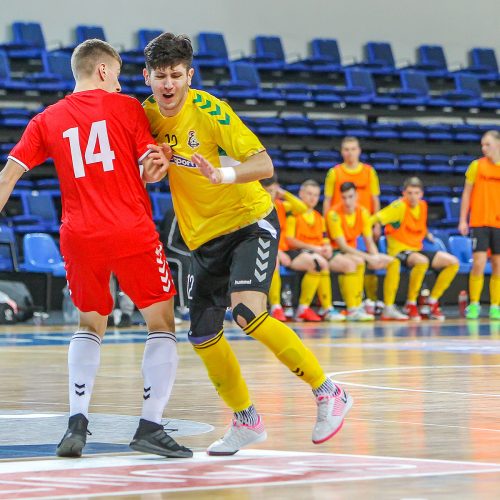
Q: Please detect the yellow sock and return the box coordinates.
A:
[355,263,366,307]
[341,271,359,309]
[430,263,459,301]
[299,272,320,306]
[317,271,332,309]
[407,263,428,302]
[490,275,500,306]
[269,268,281,307]
[364,273,378,301]
[244,312,326,389]
[469,274,484,303]
[384,259,401,306]
[338,274,345,302]
[192,331,251,412]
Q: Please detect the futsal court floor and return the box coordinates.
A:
[0,317,499,499]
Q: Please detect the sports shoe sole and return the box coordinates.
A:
[312,395,354,445]
[56,435,85,458]
[206,430,268,456]
[129,439,193,458]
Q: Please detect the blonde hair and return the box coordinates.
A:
[71,39,121,80]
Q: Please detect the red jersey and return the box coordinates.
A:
[9,89,158,258]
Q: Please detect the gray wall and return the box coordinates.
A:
[1,0,499,67]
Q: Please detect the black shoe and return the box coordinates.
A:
[56,413,90,458]
[129,419,193,458]
[117,313,132,328]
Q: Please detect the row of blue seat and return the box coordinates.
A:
[2,22,498,82]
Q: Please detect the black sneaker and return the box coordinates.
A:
[56,413,90,458]
[129,419,193,458]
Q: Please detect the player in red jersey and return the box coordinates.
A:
[0,39,192,459]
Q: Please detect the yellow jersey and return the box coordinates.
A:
[143,89,271,250]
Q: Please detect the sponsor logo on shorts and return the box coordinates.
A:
[171,154,197,168]
[235,280,252,285]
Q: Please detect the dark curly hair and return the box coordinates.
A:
[144,32,193,71]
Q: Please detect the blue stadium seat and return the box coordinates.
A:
[120,29,162,65]
[0,108,31,128]
[0,50,32,90]
[0,22,46,60]
[448,236,473,273]
[452,124,481,142]
[0,225,19,271]
[75,25,106,44]
[466,48,499,81]
[422,237,447,252]
[297,38,343,72]
[398,154,426,173]
[341,118,370,138]
[22,191,60,232]
[251,117,284,135]
[369,152,397,172]
[363,42,398,75]
[312,119,343,137]
[248,36,287,70]
[27,51,74,92]
[311,84,342,103]
[278,83,313,102]
[425,155,453,174]
[425,185,452,197]
[283,151,312,169]
[196,32,230,68]
[138,29,162,50]
[369,123,399,140]
[397,70,449,107]
[221,62,282,100]
[443,74,500,108]
[22,233,66,276]
[397,121,426,141]
[442,197,461,225]
[426,123,453,141]
[341,68,398,105]
[414,45,450,78]
[310,151,341,170]
[149,192,173,223]
[282,116,315,136]
[379,183,399,195]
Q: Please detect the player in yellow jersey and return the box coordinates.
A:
[459,130,500,320]
[323,137,382,314]
[326,182,393,321]
[142,33,353,454]
[372,177,459,321]
[260,174,308,321]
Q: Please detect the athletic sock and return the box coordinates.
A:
[407,263,428,302]
[268,268,281,307]
[469,274,484,303]
[244,312,327,390]
[312,377,338,397]
[317,270,332,310]
[298,272,321,307]
[430,263,459,301]
[68,331,101,418]
[364,273,378,301]
[192,331,252,412]
[141,331,178,424]
[234,404,259,426]
[384,258,401,307]
[490,275,500,307]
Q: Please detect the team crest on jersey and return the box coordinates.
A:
[187,130,200,149]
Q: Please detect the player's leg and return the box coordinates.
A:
[269,254,286,321]
[468,228,489,319]
[231,211,353,444]
[489,228,500,319]
[381,256,408,320]
[404,252,429,320]
[114,243,192,458]
[56,255,113,458]
[427,251,459,320]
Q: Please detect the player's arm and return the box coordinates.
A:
[459,183,474,236]
[193,150,273,184]
[141,143,172,183]
[0,159,26,212]
[370,200,404,227]
[322,169,335,218]
[280,189,307,215]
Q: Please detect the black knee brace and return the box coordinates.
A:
[232,303,256,327]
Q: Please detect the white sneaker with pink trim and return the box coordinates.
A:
[207,416,267,456]
[312,385,353,444]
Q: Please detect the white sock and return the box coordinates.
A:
[68,332,102,418]
[141,331,178,424]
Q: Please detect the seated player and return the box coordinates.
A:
[372,177,459,320]
[326,182,393,321]
[286,180,349,322]
[260,174,308,321]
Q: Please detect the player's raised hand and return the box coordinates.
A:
[142,143,171,183]
[192,153,222,184]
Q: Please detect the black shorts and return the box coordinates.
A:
[470,226,500,254]
[285,249,313,261]
[188,210,279,336]
[396,250,437,268]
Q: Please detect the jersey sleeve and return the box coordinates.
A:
[324,168,336,197]
[282,191,308,215]
[286,215,297,239]
[129,98,156,162]
[326,210,344,240]
[373,199,405,226]
[212,100,264,162]
[465,160,479,185]
[369,167,380,196]
[8,114,49,170]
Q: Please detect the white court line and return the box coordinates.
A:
[328,364,500,397]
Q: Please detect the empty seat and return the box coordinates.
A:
[369,152,397,172]
[196,32,230,68]
[75,25,107,44]
[363,41,397,75]
[415,45,449,77]
[22,233,66,276]
[448,236,473,273]
[295,38,343,72]
[467,48,499,81]
[0,50,32,90]
[1,22,46,60]
[398,154,426,173]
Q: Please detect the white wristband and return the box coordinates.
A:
[219,167,236,184]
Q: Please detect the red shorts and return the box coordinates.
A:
[64,243,176,315]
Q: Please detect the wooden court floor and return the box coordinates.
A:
[0,319,499,499]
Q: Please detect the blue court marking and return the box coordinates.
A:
[0,443,131,459]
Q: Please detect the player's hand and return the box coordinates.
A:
[320,244,333,260]
[276,186,287,199]
[458,220,469,236]
[426,232,435,243]
[192,153,221,184]
[372,222,382,240]
[278,250,291,267]
[142,143,171,183]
